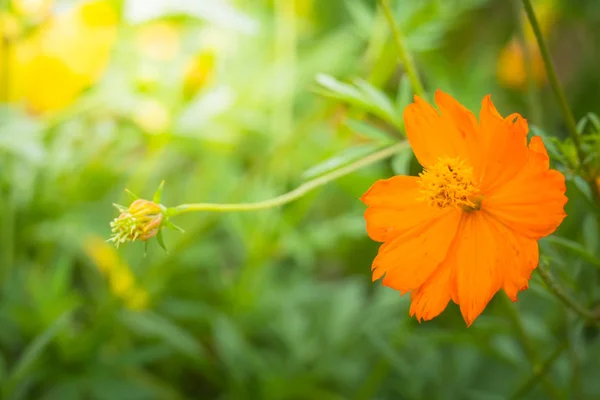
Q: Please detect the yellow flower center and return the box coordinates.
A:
[418,157,481,211]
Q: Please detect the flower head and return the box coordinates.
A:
[361,90,567,326]
[109,199,164,246]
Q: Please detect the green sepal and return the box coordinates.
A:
[124,188,140,200]
[153,180,165,204]
[164,219,185,233]
[112,203,128,213]
[156,229,168,253]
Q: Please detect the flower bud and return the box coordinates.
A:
[108,199,164,246]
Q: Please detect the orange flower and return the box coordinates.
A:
[361,90,567,326]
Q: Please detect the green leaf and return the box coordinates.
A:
[390,146,414,175]
[315,74,401,127]
[588,112,600,132]
[120,311,205,360]
[315,73,363,101]
[543,236,600,270]
[353,78,401,126]
[529,126,564,163]
[343,118,395,143]
[395,74,412,113]
[577,115,589,135]
[302,143,384,179]
[4,309,73,396]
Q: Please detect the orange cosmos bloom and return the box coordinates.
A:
[361,90,567,326]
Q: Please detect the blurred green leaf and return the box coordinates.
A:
[315,74,401,127]
[120,311,205,360]
[343,118,395,143]
[543,236,600,270]
[302,143,384,179]
[3,309,73,397]
[390,146,414,175]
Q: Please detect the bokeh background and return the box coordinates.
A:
[1,0,600,399]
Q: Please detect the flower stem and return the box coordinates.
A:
[520,0,582,163]
[510,342,567,400]
[536,262,599,324]
[378,0,425,98]
[512,0,543,127]
[169,142,408,216]
[501,295,561,400]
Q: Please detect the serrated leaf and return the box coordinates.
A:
[343,119,394,143]
[530,126,565,163]
[302,143,384,180]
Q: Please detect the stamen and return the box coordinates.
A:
[418,157,481,211]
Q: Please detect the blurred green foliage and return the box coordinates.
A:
[1,0,600,399]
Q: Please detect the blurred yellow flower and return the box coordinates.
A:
[497,39,546,89]
[136,21,181,61]
[497,0,557,90]
[85,236,150,311]
[12,0,54,18]
[132,98,171,134]
[1,0,117,113]
[183,50,216,99]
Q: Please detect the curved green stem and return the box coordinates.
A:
[378,0,425,98]
[522,0,600,202]
[513,0,543,127]
[536,262,599,324]
[169,142,408,216]
[510,342,567,400]
[521,0,580,155]
[501,295,561,400]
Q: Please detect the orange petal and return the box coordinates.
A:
[484,218,539,302]
[449,213,504,326]
[478,95,529,191]
[403,90,478,169]
[361,176,440,242]
[361,175,419,208]
[409,262,453,322]
[483,137,567,239]
[373,209,462,293]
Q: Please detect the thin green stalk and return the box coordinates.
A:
[521,1,582,162]
[536,263,599,324]
[510,342,567,400]
[522,0,600,205]
[378,0,425,98]
[501,295,561,400]
[512,0,543,127]
[170,142,408,216]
